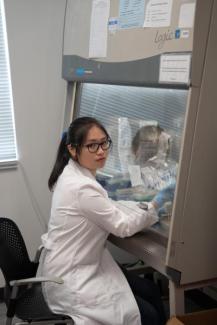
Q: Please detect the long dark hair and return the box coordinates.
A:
[48,116,110,191]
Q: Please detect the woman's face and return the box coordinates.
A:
[69,125,109,175]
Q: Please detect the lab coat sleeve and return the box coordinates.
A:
[78,183,159,238]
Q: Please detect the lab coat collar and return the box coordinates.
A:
[68,159,96,181]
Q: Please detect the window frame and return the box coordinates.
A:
[0,0,18,168]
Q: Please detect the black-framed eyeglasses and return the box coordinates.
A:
[83,138,112,153]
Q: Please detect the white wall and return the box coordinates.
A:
[0,0,67,286]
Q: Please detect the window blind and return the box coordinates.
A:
[0,0,17,166]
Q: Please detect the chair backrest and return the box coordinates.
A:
[0,217,73,324]
[0,217,38,286]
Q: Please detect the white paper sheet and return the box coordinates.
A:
[159,54,191,84]
[128,165,144,187]
[178,3,196,28]
[119,0,145,29]
[89,0,110,58]
[143,0,173,28]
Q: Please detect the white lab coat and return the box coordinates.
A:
[40,159,158,325]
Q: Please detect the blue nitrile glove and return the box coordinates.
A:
[152,181,176,209]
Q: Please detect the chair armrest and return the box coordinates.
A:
[33,244,44,263]
[6,276,64,319]
[10,276,63,287]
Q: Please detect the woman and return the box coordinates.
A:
[131,124,176,216]
[40,117,165,325]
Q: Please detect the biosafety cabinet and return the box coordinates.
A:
[62,0,217,303]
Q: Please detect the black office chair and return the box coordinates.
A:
[0,217,74,325]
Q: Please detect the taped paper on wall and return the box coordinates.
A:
[159,54,191,84]
[144,0,173,28]
[179,3,196,28]
[119,0,145,29]
[89,0,110,58]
